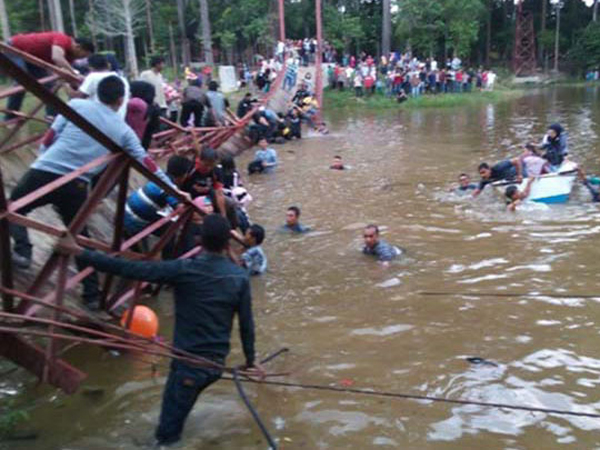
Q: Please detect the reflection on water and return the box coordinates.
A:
[4,86,600,449]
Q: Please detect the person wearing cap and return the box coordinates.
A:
[180,70,207,128]
[4,32,95,120]
[202,80,229,127]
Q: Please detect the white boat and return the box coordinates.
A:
[492,161,578,204]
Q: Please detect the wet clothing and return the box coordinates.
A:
[241,246,267,275]
[457,183,477,192]
[252,148,278,173]
[477,160,516,191]
[281,223,310,233]
[363,239,402,262]
[78,249,255,445]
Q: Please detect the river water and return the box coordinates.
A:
[3,86,600,449]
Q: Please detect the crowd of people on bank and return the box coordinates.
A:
[327,53,498,102]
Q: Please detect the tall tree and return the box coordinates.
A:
[176,0,191,66]
[199,0,213,64]
[68,0,77,37]
[145,0,155,52]
[88,0,145,76]
[88,0,98,48]
[539,0,547,65]
[382,0,391,56]
[47,0,65,32]
[0,0,10,41]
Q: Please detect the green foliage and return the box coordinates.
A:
[569,23,600,73]
[0,400,29,438]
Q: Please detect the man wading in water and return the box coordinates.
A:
[56,214,266,446]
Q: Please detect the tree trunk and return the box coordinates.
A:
[0,0,10,41]
[177,0,191,66]
[145,0,155,52]
[169,22,178,76]
[124,0,139,77]
[485,0,492,67]
[39,0,46,31]
[68,0,77,37]
[88,0,97,49]
[48,0,65,32]
[594,0,599,22]
[381,0,391,57]
[538,0,547,65]
[199,0,213,65]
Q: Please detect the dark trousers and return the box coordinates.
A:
[10,169,100,301]
[5,52,55,120]
[155,361,222,445]
[180,100,204,128]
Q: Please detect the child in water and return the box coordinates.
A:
[330,155,345,170]
[241,224,267,275]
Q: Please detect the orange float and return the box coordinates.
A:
[121,305,159,338]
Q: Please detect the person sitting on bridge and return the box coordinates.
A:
[472,158,523,197]
[55,214,265,447]
[9,75,178,310]
[362,224,403,263]
[4,31,94,120]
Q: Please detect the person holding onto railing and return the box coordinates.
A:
[9,75,182,311]
[55,214,265,446]
[4,32,94,120]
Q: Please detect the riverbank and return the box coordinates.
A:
[323,87,526,111]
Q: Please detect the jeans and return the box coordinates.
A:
[10,169,100,301]
[5,51,56,120]
[155,361,222,445]
[180,100,204,127]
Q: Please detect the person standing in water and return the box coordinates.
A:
[362,225,402,263]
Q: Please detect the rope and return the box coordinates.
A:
[420,291,600,299]
[225,378,600,420]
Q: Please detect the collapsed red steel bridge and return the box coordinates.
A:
[0,43,287,394]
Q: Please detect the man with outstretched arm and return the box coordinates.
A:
[56,214,265,447]
[9,75,183,310]
[472,158,523,197]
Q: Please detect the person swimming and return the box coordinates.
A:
[362,224,402,263]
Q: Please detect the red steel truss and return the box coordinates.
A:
[513,0,537,76]
[0,40,285,393]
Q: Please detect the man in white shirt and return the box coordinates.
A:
[140,56,167,112]
[78,54,129,119]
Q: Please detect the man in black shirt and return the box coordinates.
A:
[236,92,257,118]
[473,158,522,197]
[56,214,265,446]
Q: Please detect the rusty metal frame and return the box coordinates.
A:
[0,32,289,393]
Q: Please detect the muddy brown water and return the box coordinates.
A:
[3,86,600,449]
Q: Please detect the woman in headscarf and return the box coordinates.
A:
[541,123,568,169]
[128,80,159,149]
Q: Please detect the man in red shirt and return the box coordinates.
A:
[5,32,94,120]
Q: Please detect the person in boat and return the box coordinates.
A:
[454,173,477,193]
[281,206,310,233]
[330,155,345,170]
[55,215,265,447]
[520,143,550,177]
[541,123,568,170]
[362,224,402,262]
[504,177,536,211]
[473,158,523,197]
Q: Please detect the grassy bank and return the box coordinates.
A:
[324,87,526,111]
